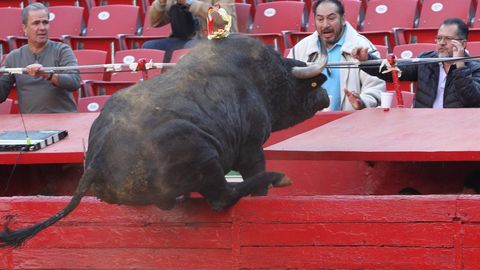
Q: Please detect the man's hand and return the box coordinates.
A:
[25,63,50,80]
[344,88,365,110]
[351,47,370,61]
[452,40,466,68]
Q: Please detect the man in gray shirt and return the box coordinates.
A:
[0,3,81,113]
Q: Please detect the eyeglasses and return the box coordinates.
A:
[434,36,465,42]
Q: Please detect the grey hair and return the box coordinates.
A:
[22,3,49,25]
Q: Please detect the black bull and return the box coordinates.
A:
[0,34,329,247]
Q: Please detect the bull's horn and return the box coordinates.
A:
[291,38,328,79]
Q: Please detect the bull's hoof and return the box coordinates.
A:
[273,176,292,187]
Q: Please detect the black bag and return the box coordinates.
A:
[168,3,196,39]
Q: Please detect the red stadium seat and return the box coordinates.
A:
[342,0,363,30]
[0,98,13,114]
[362,0,418,31]
[83,49,165,96]
[0,8,23,54]
[235,2,252,33]
[466,41,480,55]
[77,95,110,112]
[83,80,134,96]
[248,1,305,52]
[375,44,388,57]
[34,0,93,23]
[65,5,140,62]
[73,49,109,98]
[73,49,109,81]
[361,0,419,49]
[0,0,28,8]
[92,0,148,22]
[401,0,472,44]
[121,6,171,49]
[392,43,436,59]
[169,48,190,63]
[418,0,472,28]
[110,48,165,81]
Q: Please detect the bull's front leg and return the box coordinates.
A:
[235,146,292,196]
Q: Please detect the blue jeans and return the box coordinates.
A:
[143,37,190,62]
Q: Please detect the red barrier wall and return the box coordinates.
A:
[1,195,480,269]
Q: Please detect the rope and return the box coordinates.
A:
[0,55,478,75]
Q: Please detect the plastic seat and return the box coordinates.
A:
[0,98,13,114]
[77,95,111,112]
[248,1,305,52]
[83,49,165,96]
[401,0,472,44]
[375,44,388,58]
[92,0,147,22]
[65,5,140,62]
[235,2,252,33]
[169,48,190,63]
[0,0,28,7]
[110,48,165,81]
[0,8,23,54]
[73,49,109,81]
[466,41,480,55]
[361,0,418,49]
[33,0,93,23]
[392,43,436,59]
[121,6,171,49]
[418,0,472,28]
[73,49,109,99]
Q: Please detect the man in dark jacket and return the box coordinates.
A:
[352,18,480,108]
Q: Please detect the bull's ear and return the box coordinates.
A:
[317,73,327,85]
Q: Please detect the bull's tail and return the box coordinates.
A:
[0,170,94,248]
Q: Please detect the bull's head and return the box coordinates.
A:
[290,38,328,79]
[270,39,330,131]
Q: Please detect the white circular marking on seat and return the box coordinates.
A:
[264,8,276,17]
[400,50,413,59]
[431,3,443,12]
[98,11,110,20]
[49,12,55,21]
[123,55,135,64]
[375,5,388,14]
[87,102,100,112]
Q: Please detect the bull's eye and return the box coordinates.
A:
[311,81,318,88]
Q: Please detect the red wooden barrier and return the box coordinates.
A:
[1,195,480,269]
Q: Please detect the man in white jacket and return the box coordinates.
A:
[287,0,385,111]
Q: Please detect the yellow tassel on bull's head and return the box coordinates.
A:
[207,5,232,40]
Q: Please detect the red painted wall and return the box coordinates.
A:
[1,196,480,269]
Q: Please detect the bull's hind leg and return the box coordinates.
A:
[199,160,291,211]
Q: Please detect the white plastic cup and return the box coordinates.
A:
[381,92,394,108]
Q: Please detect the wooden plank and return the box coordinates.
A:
[463,248,480,270]
[457,196,480,222]
[239,223,455,247]
[234,195,458,223]
[265,108,480,161]
[239,246,455,269]
[9,248,233,269]
[24,225,232,249]
[264,111,352,147]
[7,197,233,225]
